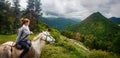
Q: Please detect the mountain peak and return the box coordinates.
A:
[90,12,104,17]
[84,12,107,21]
[65,11,120,51]
[94,12,101,14]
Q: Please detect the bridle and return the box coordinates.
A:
[33,32,52,42]
[42,32,52,41]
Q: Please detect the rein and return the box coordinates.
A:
[33,33,49,41]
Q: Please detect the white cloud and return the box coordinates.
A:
[109,3,120,17]
[41,0,91,20]
[19,0,28,10]
[80,0,120,18]
[41,0,120,20]
[8,0,27,10]
[9,0,120,20]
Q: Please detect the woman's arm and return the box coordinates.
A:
[23,26,33,35]
[16,28,23,43]
[12,28,23,46]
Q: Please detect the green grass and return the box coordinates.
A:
[0,30,119,58]
[118,24,120,26]
[0,34,35,44]
[0,32,88,58]
[0,34,16,44]
[87,49,119,58]
[41,36,88,58]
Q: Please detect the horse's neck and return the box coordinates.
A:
[32,38,46,55]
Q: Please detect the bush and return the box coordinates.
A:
[48,28,61,43]
[61,30,75,39]
[87,49,119,58]
[111,32,120,54]
[75,33,85,42]
[61,30,85,42]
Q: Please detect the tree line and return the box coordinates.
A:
[0,0,42,34]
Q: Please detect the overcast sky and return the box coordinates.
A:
[19,0,120,20]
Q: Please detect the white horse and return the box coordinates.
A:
[0,31,55,58]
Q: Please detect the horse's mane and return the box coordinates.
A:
[32,33,43,41]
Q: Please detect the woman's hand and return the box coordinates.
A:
[30,31,33,34]
[12,42,16,47]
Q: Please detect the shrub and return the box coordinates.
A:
[75,33,85,42]
[61,30,75,39]
[87,49,119,58]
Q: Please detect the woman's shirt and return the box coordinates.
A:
[16,25,31,43]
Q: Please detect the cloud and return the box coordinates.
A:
[9,0,120,20]
[80,0,120,18]
[41,0,91,20]
[41,0,120,20]
[20,0,28,9]
[8,0,27,10]
[109,3,120,17]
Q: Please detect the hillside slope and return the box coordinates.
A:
[0,22,88,58]
[66,12,120,50]
[0,21,119,58]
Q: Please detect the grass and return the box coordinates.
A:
[41,36,88,58]
[0,34,16,44]
[0,30,119,58]
[118,24,120,26]
[0,34,35,44]
[0,29,89,58]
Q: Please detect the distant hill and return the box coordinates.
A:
[109,17,120,24]
[41,17,81,30]
[65,12,120,51]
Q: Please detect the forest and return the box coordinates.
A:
[0,0,42,34]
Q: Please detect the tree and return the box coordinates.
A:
[0,0,15,34]
[112,32,120,54]
[35,0,42,23]
[26,0,42,32]
[12,0,20,29]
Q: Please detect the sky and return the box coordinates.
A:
[12,0,120,20]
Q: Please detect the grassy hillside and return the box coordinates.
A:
[0,29,119,58]
[0,22,119,58]
[65,12,120,52]
[0,22,87,58]
[0,29,88,58]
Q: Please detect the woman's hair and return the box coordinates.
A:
[21,18,30,24]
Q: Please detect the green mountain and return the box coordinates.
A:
[41,17,81,30]
[66,12,120,51]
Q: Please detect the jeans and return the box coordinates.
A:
[18,41,30,58]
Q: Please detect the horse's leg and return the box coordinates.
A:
[11,47,23,58]
[0,45,11,58]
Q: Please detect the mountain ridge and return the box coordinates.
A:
[41,17,81,30]
[65,12,120,51]
[109,17,120,24]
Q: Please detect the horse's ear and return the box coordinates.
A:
[46,31,49,34]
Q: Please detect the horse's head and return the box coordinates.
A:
[42,31,55,43]
[33,31,55,44]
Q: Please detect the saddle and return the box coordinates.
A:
[15,40,32,50]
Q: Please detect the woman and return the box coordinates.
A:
[13,18,33,58]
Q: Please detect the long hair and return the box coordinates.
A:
[21,18,30,25]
